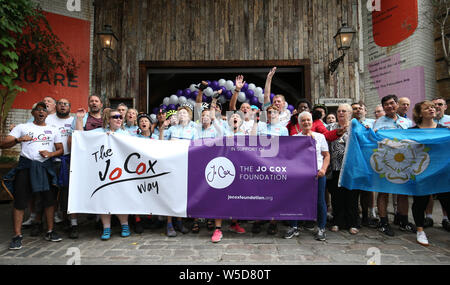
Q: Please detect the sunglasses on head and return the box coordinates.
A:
[111,114,123,120]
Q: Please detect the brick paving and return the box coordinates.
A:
[0,199,449,265]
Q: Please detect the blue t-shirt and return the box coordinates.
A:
[435,114,450,128]
[165,123,199,140]
[124,125,139,136]
[197,123,223,139]
[257,122,289,136]
[89,127,130,135]
[373,115,411,130]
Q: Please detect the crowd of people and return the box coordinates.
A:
[1,67,449,251]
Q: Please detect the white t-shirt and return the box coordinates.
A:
[9,122,62,162]
[241,119,254,135]
[45,113,74,155]
[294,131,328,171]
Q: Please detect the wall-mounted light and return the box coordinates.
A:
[329,23,355,74]
[97,25,120,73]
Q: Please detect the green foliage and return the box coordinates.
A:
[0,0,78,132]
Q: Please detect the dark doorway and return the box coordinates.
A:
[138,60,311,114]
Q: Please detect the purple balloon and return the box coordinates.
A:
[202,95,207,102]
[220,86,227,94]
[288,104,295,113]
[250,96,259,105]
[176,90,183,97]
[270,93,275,103]
[225,90,233,100]
[152,107,159,115]
[159,104,167,110]
[241,82,249,92]
[191,90,199,100]
[211,80,220,90]
[206,80,211,86]
[245,89,254,99]
[183,88,191,97]
[168,104,176,110]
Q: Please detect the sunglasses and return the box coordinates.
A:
[435,103,445,106]
[57,102,70,106]
[110,114,123,120]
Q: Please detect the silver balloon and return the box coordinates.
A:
[169,94,179,105]
[189,84,198,92]
[218,79,226,86]
[204,87,214,97]
[225,80,235,91]
[258,93,265,104]
[237,92,246,103]
[248,83,256,91]
[254,87,263,96]
[178,96,187,104]
[149,114,157,124]
[163,97,170,106]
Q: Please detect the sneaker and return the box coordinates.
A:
[229,223,246,234]
[22,216,34,227]
[284,227,299,239]
[211,229,223,243]
[349,227,359,235]
[267,223,277,235]
[54,212,63,224]
[121,224,131,237]
[399,222,417,233]
[251,222,261,234]
[378,223,394,237]
[443,219,450,232]
[315,228,326,241]
[9,235,23,250]
[367,217,379,228]
[45,231,62,242]
[423,217,434,228]
[167,226,177,237]
[134,221,144,234]
[101,228,111,240]
[416,231,429,246]
[69,225,79,239]
[330,225,339,232]
[174,222,189,234]
[30,222,43,237]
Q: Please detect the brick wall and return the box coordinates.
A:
[360,0,436,119]
[1,0,94,158]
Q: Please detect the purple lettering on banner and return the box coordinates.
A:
[187,136,318,220]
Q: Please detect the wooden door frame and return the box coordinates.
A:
[138,59,311,112]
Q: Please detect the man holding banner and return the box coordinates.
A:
[372,95,414,236]
[340,98,450,243]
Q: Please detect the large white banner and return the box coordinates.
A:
[68,131,190,216]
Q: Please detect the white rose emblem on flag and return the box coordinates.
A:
[370,138,430,184]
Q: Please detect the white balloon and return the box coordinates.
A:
[248,83,256,91]
[258,93,265,104]
[187,99,196,107]
[225,80,235,91]
[284,101,288,109]
[150,114,157,124]
[169,95,178,105]
[218,95,227,104]
[204,87,214,97]
[163,97,170,106]
[254,87,263,96]
[237,92,246,103]
[178,96,187,104]
[189,84,198,92]
[218,79,226,86]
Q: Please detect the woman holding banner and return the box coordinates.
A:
[88,109,131,240]
[326,104,360,235]
[284,111,330,241]
[410,100,450,246]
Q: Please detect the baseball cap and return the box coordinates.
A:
[32,102,48,112]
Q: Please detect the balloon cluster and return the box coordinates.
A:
[151,79,295,117]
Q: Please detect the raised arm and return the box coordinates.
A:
[229,75,245,111]
[263,67,277,106]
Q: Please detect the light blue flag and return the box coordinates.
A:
[339,119,450,196]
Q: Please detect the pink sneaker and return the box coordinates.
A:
[211,229,223,243]
[229,223,246,234]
